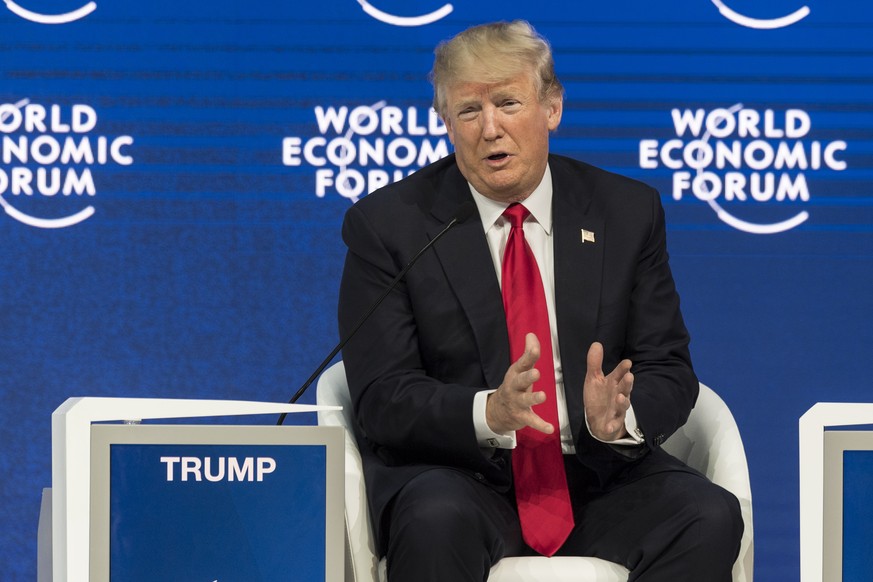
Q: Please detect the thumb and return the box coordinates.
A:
[586,342,604,378]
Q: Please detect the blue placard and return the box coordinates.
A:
[109,443,326,581]
[842,450,873,582]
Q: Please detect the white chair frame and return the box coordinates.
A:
[316,361,753,582]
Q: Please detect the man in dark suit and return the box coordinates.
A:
[338,20,743,582]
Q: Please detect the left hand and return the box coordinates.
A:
[583,342,633,441]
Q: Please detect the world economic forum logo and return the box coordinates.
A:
[356,0,452,26]
[3,0,96,24]
[0,99,134,229]
[711,0,809,29]
[639,104,847,235]
[283,101,449,203]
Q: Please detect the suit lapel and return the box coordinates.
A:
[428,164,510,389]
[551,158,605,438]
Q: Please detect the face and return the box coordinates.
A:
[442,71,562,203]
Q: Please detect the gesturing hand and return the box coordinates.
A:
[485,333,555,436]
[583,342,633,441]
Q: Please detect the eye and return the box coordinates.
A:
[457,108,478,120]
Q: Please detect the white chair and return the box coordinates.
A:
[316,361,754,582]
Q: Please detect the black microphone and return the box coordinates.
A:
[277,201,477,425]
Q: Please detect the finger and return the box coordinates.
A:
[522,409,554,435]
[609,369,633,399]
[586,342,604,379]
[607,358,633,383]
[527,389,547,407]
[514,333,542,371]
[511,367,541,393]
[620,371,634,396]
[614,391,631,414]
[606,418,624,436]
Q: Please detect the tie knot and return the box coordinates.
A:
[503,203,530,228]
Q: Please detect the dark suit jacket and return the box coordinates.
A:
[338,153,698,552]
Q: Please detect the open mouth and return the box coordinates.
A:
[487,153,508,161]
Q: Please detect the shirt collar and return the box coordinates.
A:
[468,164,553,235]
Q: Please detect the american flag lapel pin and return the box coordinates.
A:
[580,229,596,244]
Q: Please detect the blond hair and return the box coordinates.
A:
[430,20,564,118]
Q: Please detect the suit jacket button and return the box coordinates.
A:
[474,472,484,481]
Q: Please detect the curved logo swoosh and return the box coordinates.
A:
[709,203,808,234]
[0,197,95,228]
[4,0,96,24]
[335,100,387,204]
[357,0,452,27]
[711,0,810,30]
[697,103,808,235]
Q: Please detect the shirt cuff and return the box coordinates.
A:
[473,389,516,449]
[585,403,645,446]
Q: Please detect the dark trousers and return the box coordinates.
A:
[384,453,744,582]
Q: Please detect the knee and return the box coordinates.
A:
[385,472,502,580]
[395,491,469,542]
[692,484,744,552]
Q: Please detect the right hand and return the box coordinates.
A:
[485,333,555,436]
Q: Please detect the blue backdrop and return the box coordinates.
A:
[2,1,871,579]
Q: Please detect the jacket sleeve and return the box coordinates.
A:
[338,199,509,479]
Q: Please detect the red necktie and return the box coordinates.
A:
[501,203,574,557]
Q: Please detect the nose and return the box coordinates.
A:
[481,106,502,140]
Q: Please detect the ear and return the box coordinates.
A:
[547,96,563,131]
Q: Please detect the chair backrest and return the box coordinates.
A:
[317,360,354,425]
[662,383,754,582]
[316,361,382,582]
